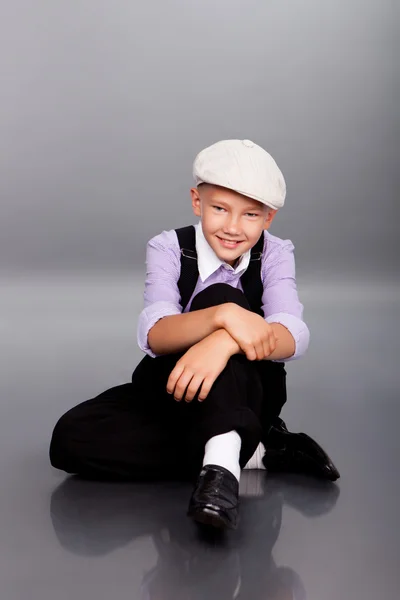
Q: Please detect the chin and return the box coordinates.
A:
[213,246,243,263]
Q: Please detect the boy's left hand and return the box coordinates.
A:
[166,329,239,402]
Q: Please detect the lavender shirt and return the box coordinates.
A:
[137,222,310,362]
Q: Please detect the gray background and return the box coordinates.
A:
[1,1,399,599]
[1,0,398,278]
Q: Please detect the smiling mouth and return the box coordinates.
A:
[217,237,244,247]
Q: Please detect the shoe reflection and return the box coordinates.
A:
[50,471,339,599]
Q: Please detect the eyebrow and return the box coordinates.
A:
[209,198,262,212]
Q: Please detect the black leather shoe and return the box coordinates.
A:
[187,465,239,530]
[262,418,340,481]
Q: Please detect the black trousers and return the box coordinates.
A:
[49,284,287,481]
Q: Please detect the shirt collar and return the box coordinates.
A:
[195,221,251,282]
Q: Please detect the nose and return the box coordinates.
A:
[223,215,242,236]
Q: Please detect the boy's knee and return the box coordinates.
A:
[190,283,250,311]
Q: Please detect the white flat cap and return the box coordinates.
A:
[193,139,286,210]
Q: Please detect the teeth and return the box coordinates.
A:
[220,238,239,245]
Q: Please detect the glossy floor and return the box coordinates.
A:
[1,274,399,599]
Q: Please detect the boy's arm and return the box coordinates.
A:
[261,239,310,361]
[213,240,309,362]
[267,323,296,360]
[150,308,295,359]
[148,306,225,355]
[216,303,296,361]
[137,232,229,357]
[149,301,296,357]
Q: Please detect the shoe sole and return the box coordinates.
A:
[188,507,237,530]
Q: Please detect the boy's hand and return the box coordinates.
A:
[166,329,239,402]
[217,303,277,361]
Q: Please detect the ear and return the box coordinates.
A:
[263,208,278,230]
[190,187,202,217]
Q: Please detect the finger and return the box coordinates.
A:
[266,328,277,354]
[262,338,271,359]
[263,337,271,357]
[174,370,194,402]
[255,340,265,361]
[184,374,205,402]
[244,344,257,361]
[166,363,185,395]
[198,375,215,402]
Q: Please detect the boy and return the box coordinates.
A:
[50,139,339,531]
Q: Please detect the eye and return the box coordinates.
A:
[246,213,259,218]
[212,205,225,212]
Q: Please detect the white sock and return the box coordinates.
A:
[202,431,241,482]
[243,442,267,470]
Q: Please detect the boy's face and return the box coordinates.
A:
[191,184,277,266]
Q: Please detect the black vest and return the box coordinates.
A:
[175,225,265,316]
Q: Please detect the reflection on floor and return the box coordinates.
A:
[51,471,339,600]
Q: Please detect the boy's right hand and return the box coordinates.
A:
[166,329,239,402]
[216,303,277,361]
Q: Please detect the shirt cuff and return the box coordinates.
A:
[266,312,310,361]
[137,301,182,358]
